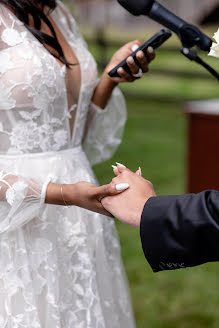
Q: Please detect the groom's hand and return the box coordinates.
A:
[101,166,156,227]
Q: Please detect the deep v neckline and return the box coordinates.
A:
[5,2,83,142]
[49,6,82,140]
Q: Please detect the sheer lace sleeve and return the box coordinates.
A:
[83,87,127,166]
[0,172,50,234]
[0,5,52,234]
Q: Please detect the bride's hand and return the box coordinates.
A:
[101,164,156,227]
[92,40,155,109]
[104,40,155,84]
[46,181,130,217]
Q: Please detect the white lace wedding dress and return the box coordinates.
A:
[0,2,136,327]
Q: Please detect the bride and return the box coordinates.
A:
[0,0,154,326]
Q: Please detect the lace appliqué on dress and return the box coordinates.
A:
[0,2,134,327]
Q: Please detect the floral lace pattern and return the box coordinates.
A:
[0,2,133,327]
[0,7,70,154]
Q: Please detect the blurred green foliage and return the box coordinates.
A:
[93,98,219,328]
[86,27,219,327]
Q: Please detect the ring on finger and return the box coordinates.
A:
[132,68,143,78]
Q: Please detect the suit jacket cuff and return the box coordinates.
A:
[139,196,177,272]
[140,195,193,272]
[140,191,219,272]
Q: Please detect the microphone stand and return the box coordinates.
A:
[175,25,219,82]
[181,48,219,82]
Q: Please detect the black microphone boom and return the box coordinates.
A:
[118,0,212,51]
[148,2,211,51]
[118,0,154,16]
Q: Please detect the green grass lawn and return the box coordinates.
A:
[93,98,219,328]
[86,27,219,101]
[85,27,219,327]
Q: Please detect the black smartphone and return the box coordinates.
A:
[108,29,172,78]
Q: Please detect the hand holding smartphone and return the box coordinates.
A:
[108,29,172,78]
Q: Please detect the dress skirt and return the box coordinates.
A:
[0,147,136,328]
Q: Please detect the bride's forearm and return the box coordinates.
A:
[91,71,118,109]
[45,183,75,206]
[45,181,127,216]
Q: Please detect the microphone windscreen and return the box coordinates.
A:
[117,0,154,16]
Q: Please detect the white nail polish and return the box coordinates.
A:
[139,167,142,176]
[116,162,126,168]
[148,46,154,54]
[116,183,130,191]
[132,44,139,52]
[112,165,118,170]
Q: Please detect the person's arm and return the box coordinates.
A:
[57,1,154,110]
[91,42,154,109]
[140,191,219,272]
[83,45,155,166]
[45,181,128,216]
[0,5,129,234]
[0,171,129,235]
[101,165,219,272]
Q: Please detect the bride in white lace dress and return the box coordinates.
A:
[0,1,154,326]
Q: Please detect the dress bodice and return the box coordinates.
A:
[0,4,134,327]
[0,1,97,154]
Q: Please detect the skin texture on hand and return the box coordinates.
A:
[46,181,129,217]
[91,41,155,109]
[101,166,156,227]
[105,40,155,84]
[63,182,118,216]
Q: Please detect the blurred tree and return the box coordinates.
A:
[71,0,219,29]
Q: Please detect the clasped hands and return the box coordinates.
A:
[101,163,156,227]
[71,163,156,228]
[47,163,156,227]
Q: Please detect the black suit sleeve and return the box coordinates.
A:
[140,190,219,272]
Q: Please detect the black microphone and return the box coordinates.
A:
[118,0,212,51]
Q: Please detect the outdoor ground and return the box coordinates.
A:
[87,28,219,328]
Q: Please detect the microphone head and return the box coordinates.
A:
[117,0,154,16]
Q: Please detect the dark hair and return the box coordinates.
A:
[2,0,70,66]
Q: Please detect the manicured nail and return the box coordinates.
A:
[112,165,118,171]
[128,57,134,64]
[116,183,130,191]
[132,44,139,52]
[116,162,126,168]
[148,46,154,54]
[139,167,142,176]
[137,51,144,59]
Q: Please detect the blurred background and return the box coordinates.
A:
[66,1,219,327]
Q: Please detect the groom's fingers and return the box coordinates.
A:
[136,167,142,176]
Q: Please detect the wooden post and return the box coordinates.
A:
[96,27,108,70]
[186,100,219,193]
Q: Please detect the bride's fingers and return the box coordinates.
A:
[111,162,127,175]
[116,163,142,176]
[112,165,119,176]
[95,182,130,201]
[136,167,142,176]
[116,162,126,173]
